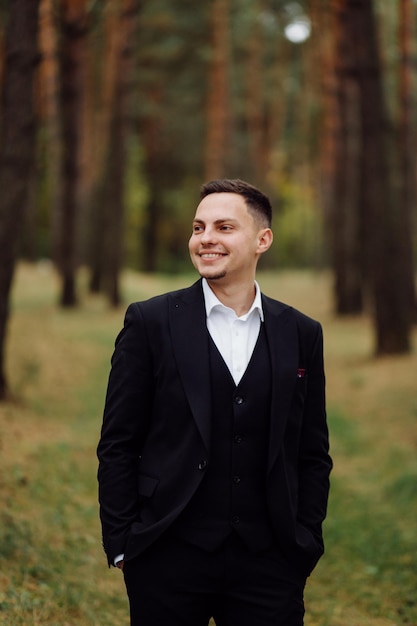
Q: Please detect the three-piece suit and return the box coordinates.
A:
[97,279,332,623]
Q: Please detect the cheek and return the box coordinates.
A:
[188,237,199,261]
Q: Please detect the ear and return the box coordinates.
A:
[257,228,273,255]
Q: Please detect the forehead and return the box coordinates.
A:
[194,192,250,222]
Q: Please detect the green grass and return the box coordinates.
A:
[1,264,416,625]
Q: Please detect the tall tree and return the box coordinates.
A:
[87,0,126,294]
[330,0,364,314]
[353,0,411,353]
[57,0,89,307]
[244,0,267,187]
[398,0,416,321]
[38,0,62,261]
[311,0,338,265]
[204,0,231,180]
[101,0,139,306]
[0,0,40,399]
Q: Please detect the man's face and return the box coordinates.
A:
[188,192,271,285]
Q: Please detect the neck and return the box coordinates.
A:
[206,279,256,317]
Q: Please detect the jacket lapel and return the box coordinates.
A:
[262,296,299,473]
[169,280,212,450]
[168,284,299,464]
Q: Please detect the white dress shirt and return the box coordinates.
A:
[113,279,263,566]
[202,278,263,385]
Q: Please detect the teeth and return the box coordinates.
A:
[201,253,222,258]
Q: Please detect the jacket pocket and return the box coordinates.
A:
[295,523,324,576]
[137,473,159,498]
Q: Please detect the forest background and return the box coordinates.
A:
[0,0,417,396]
[0,0,416,624]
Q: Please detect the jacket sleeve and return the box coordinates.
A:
[297,321,332,544]
[97,303,154,565]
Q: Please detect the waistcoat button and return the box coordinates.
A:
[234,396,244,405]
[198,460,208,471]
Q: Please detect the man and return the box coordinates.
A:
[97,179,332,626]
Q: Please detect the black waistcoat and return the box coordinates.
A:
[171,324,274,552]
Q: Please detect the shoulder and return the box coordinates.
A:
[261,293,323,356]
[126,280,203,319]
[262,293,324,366]
[261,292,321,329]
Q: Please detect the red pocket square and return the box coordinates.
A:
[297,368,307,378]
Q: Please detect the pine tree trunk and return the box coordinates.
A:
[102,0,139,306]
[315,0,338,258]
[39,0,63,263]
[398,0,417,321]
[87,0,122,293]
[244,0,266,187]
[57,0,89,307]
[353,0,411,353]
[204,0,231,180]
[331,0,363,314]
[0,0,40,399]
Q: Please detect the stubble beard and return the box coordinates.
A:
[192,250,227,281]
[200,270,227,281]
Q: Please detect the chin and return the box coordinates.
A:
[200,271,227,281]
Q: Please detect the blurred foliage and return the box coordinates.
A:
[0,0,413,273]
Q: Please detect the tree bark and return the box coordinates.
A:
[314,0,337,257]
[204,0,231,180]
[244,0,267,187]
[102,0,139,306]
[0,0,40,399]
[353,0,411,353]
[398,0,417,321]
[38,0,62,262]
[87,0,122,294]
[331,0,364,314]
[57,0,89,307]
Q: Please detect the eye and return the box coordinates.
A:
[193,224,204,233]
[219,225,233,231]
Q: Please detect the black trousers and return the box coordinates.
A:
[123,533,306,626]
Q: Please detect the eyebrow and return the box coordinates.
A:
[192,218,238,225]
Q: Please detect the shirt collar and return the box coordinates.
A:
[202,278,264,322]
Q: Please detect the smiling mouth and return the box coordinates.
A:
[199,253,225,259]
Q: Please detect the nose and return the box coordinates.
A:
[200,226,216,245]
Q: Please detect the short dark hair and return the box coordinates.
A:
[200,179,272,228]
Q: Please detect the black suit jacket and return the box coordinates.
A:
[97,279,332,576]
